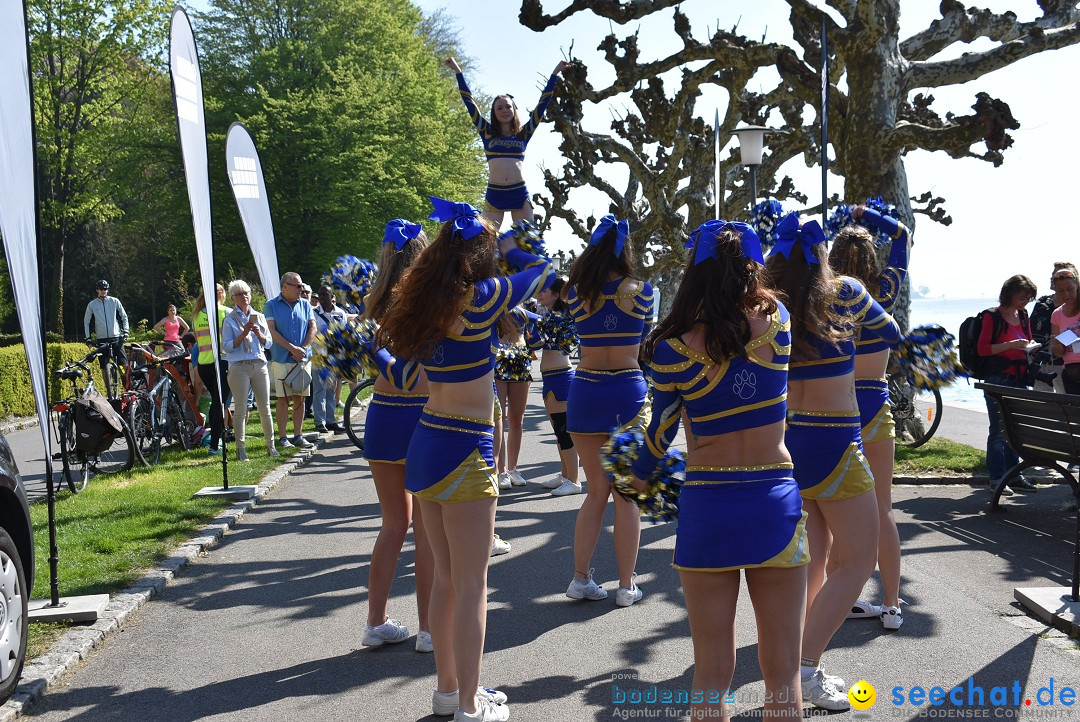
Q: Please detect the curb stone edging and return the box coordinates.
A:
[0,437,328,722]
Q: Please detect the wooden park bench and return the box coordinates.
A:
[977,383,1080,599]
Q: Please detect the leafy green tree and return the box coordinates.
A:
[196,0,486,284]
[28,0,174,333]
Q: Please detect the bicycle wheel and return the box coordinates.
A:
[166,389,192,451]
[343,377,376,452]
[88,415,136,476]
[58,413,89,493]
[127,395,158,465]
[893,381,943,449]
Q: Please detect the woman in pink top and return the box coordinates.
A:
[153,304,190,349]
[1050,267,1080,394]
[976,275,1037,491]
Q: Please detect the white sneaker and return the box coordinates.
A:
[497,473,512,490]
[415,630,433,653]
[551,479,582,496]
[453,695,509,722]
[566,569,607,600]
[432,688,508,716]
[615,574,643,607]
[507,469,527,486]
[802,667,850,710]
[847,598,881,619]
[881,604,904,630]
[541,474,566,489]
[362,618,410,647]
[490,534,511,556]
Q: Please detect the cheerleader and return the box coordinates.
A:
[765,213,900,710]
[529,277,580,494]
[445,56,571,227]
[378,197,553,722]
[494,305,539,488]
[360,219,434,653]
[564,215,653,607]
[632,220,807,721]
[828,204,912,630]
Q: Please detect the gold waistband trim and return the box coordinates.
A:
[686,462,794,473]
[787,409,860,417]
[424,408,492,426]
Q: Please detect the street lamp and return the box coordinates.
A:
[731,125,770,211]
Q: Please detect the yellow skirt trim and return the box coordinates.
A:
[673,512,810,572]
[800,443,875,500]
[410,448,499,503]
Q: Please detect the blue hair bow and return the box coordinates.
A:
[428,196,484,240]
[589,214,629,256]
[770,213,826,265]
[383,218,422,250]
[686,220,764,266]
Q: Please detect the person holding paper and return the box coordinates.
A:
[1050,267,1080,394]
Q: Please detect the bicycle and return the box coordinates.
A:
[888,362,943,449]
[51,348,138,493]
[125,351,193,465]
[342,376,376,452]
[87,338,126,402]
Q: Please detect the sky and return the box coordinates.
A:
[412,0,1080,301]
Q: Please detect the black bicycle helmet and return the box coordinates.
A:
[96,279,110,290]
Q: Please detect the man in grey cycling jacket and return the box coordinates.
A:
[83,279,130,369]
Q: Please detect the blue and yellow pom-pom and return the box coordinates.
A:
[750,199,785,252]
[537,311,578,354]
[497,221,548,275]
[312,318,379,382]
[495,343,532,382]
[601,426,685,523]
[895,324,967,390]
[827,196,900,247]
[327,256,378,307]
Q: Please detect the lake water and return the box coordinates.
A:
[908,297,997,409]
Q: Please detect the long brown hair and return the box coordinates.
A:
[378,218,498,359]
[828,225,880,288]
[644,229,778,364]
[489,95,522,138]
[765,240,846,359]
[364,233,429,322]
[567,226,638,308]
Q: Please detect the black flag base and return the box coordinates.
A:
[28,595,109,623]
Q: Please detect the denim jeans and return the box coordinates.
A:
[983,373,1026,482]
[312,372,339,426]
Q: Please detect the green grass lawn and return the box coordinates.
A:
[27,410,315,655]
[894,437,986,476]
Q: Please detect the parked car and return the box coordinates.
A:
[0,432,32,704]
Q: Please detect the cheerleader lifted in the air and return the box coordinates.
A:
[445,56,571,228]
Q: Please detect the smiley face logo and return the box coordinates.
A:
[848,680,876,711]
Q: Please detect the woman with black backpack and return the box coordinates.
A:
[977,275,1038,492]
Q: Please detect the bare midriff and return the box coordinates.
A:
[788,373,859,414]
[540,348,571,371]
[488,157,525,185]
[686,421,792,468]
[853,347,889,380]
[426,373,496,422]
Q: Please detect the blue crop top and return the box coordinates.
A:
[369,345,422,392]
[632,304,792,480]
[567,278,654,347]
[456,72,559,162]
[421,249,553,383]
[788,277,901,380]
[855,208,911,355]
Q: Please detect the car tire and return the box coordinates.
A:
[0,528,28,704]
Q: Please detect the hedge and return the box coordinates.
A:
[0,344,107,418]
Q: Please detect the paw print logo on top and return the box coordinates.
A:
[603,313,619,331]
[732,368,757,400]
[432,343,445,365]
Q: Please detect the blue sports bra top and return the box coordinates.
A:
[369,345,422,392]
[855,208,911,355]
[788,276,901,381]
[632,304,792,480]
[567,277,654,347]
[421,249,553,383]
[456,73,559,162]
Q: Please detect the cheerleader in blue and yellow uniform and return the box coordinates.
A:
[766,213,901,711]
[828,204,912,631]
[564,215,653,607]
[445,56,570,228]
[494,305,539,489]
[359,219,434,654]
[378,197,553,722]
[630,220,808,722]
[529,276,580,494]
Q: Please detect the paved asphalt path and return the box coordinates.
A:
[17,379,1080,721]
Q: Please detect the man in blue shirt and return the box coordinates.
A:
[264,272,316,449]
